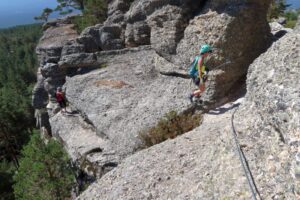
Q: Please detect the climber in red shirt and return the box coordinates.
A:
[55,87,67,113]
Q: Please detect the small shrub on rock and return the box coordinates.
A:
[139,111,202,148]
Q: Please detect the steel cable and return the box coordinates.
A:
[231,108,261,200]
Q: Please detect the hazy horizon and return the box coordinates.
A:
[0,0,299,29]
[0,0,59,28]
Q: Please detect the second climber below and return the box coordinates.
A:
[188,44,212,103]
[55,87,67,113]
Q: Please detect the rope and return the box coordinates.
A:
[231,108,261,200]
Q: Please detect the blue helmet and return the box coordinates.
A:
[200,44,212,54]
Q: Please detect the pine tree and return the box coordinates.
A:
[55,0,85,15]
[34,8,53,22]
[268,0,290,19]
[13,134,75,200]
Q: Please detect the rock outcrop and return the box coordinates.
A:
[269,22,292,40]
[174,0,272,102]
[78,100,252,200]
[33,19,78,135]
[62,0,272,104]
[52,47,192,176]
[234,29,300,199]
[32,0,280,198]
[295,15,300,32]
[78,25,300,200]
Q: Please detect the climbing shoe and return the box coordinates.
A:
[194,96,203,104]
[188,94,194,103]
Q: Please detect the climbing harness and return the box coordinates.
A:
[231,108,261,200]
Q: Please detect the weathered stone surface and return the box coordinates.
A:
[125,21,150,47]
[174,1,272,102]
[59,53,98,68]
[33,20,79,122]
[59,49,191,164]
[40,63,65,78]
[44,77,66,96]
[61,40,85,56]
[125,0,200,23]
[50,112,119,177]
[295,16,300,32]
[77,25,102,53]
[235,31,300,199]
[107,0,129,16]
[36,24,78,62]
[78,100,251,200]
[269,22,293,40]
[123,0,203,51]
[147,5,187,59]
[32,69,48,109]
[99,25,125,50]
[33,1,286,199]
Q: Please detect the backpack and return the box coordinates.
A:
[188,55,200,78]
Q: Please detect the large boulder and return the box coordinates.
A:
[99,25,125,50]
[32,69,48,109]
[124,0,203,51]
[125,21,150,47]
[174,0,272,103]
[235,31,300,198]
[147,5,187,59]
[269,22,292,40]
[36,23,78,63]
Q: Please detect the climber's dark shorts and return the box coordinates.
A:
[192,77,200,85]
[58,99,66,108]
[192,76,207,86]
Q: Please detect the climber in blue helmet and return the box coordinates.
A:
[188,44,212,103]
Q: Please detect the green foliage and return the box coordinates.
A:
[268,0,290,20]
[0,160,15,200]
[40,0,107,33]
[69,15,98,33]
[284,9,300,28]
[34,8,54,22]
[268,0,300,28]
[56,0,85,13]
[13,134,75,200]
[0,24,42,199]
[0,24,42,163]
[70,0,107,33]
[139,111,202,148]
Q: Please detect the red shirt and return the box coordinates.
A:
[55,91,64,102]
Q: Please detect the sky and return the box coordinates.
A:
[0,0,59,28]
[288,0,300,8]
[0,0,299,28]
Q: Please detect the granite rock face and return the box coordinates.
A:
[31,0,283,198]
[60,0,272,104]
[58,48,192,168]
[235,31,300,199]
[33,19,78,133]
[295,16,300,32]
[77,29,300,200]
[78,100,252,200]
[174,0,272,102]
[269,22,292,40]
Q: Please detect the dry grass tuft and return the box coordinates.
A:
[139,111,203,148]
